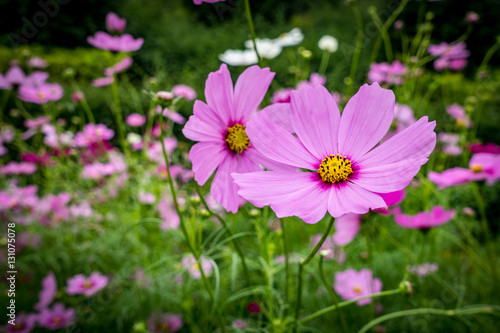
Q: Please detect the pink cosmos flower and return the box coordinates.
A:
[0,162,37,175]
[247,302,261,314]
[35,192,71,225]
[182,64,293,213]
[81,153,127,179]
[18,83,64,104]
[147,138,177,165]
[126,113,146,127]
[0,183,39,224]
[374,189,406,215]
[233,83,436,223]
[334,269,382,306]
[4,66,25,86]
[395,206,455,230]
[74,123,114,147]
[332,213,362,246]
[156,105,186,124]
[38,303,76,330]
[158,197,179,230]
[296,72,326,90]
[428,42,469,72]
[193,0,225,4]
[106,12,126,34]
[181,254,213,279]
[66,272,109,297]
[271,88,293,104]
[5,312,37,333]
[147,313,183,333]
[71,91,85,103]
[34,272,57,311]
[310,234,346,263]
[27,56,48,68]
[368,61,406,86]
[469,143,500,154]
[446,104,472,128]
[429,153,500,189]
[173,84,197,101]
[87,32,144,52]
[407,262,438,277]
[91,76,114,87]
[466,12,479,24]
[69,201,93,218]
[104,56,133,76]
[233,320,248,328]
[139,192,156,204]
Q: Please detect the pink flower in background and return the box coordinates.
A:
[429,153,500,189]
[233,84,436,223]
[384,104,416,140]
[156,105,186,124]
[310,234,346,263]
[247,301,261,314]
[147,313,183,333]
[158,197,179,230]
[468,143,500,154]
[4,66,25,86]
[438,132,462,156]
[34,272,57,311]
[296,72,326,90]
[38,303,76,330]
[69,201,93,218]
[25,116,50,129]
[27,56,48,68]
[428,42,469,71]
[334,269,382,306]
[106,12,127,34]
[181,254,213,279]
[147,138,177,164]
[368,61,406,86]
[465,11,479,24]
[74,124,114,147]
[91,76,114,87]
[407,263,438,277]
[66,272,109,297]
[126,113,146,127]
[21,152,53,167]
[35,192,72,225]
[333,213,362,246]
[0,183,39,224]
[71,91,85,103]
[104,56,133,76]
[183,64,293,213]
[18,83,64,104]
[139,192,156,204]
[446,104,472,128]
[271,88,293,104]
[375,189,406,215]
[395,206,455,230]
[0,162,37,175]
[17,231,41,251]
[193,0,226,5]
[233,320,248,328]
[87,32,144,52]
[173,84,197,101]
[81,153,127,179]
[5,312,37,333]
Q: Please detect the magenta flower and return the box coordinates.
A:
[233,83,436,223]
[126,113,146,127]
[71,91,85,103]
[334,269,382,306]
[34,272,57,311]
[428,42,469,71]
[18,83,63,104]
[368,61,406,86]
[104,56,133,76]
[74,124,114,147]
[69,201,93,218]
[181,254,213,279]
[182,64,293,213]
[296,72,326,90]
[395,206,455,230]
[4,66,25,86]
[469,142,500,154]
[173,84,197,101]
[91,76,114,87]
[374,189,406,215]
[147,313,183,333]
[332,213,362,246]
[446,104,472,128]
[0,162,37,176]
[271,88,293,104]
[407,262,438,277]
[429,153,500,189]
[66,272,109,297]
[35,192,71,225]
[106,12,126,34]
[156,106,186,124]
[27,56,48,68]
[5,312,37,333]
[38,303,76,330]
[87,32,144,52]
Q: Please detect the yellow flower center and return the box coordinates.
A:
[318,154,353,183]
[470,164,482,173]
[191,263,200,271]
[52,317,62,324]
[225,124,250,154]
[83,280,92,288]
[353,286,362,293]
[37,92,46,100]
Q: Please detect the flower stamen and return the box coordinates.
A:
[318,154,353,183]
[226,124,250,154]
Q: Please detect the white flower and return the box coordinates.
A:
[273,28,304,47]
[218,49,258,66]
[318,35,338,53]
[127,132,142,145]
[244,38,282,60]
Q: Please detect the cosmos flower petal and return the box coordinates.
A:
[290,85,341,158]
[328,182,386,218]
[190,141,227,186]
[338,83,395,160]
[234,66,275,122]
[246,110,318,169]
[211,154,240,213]
[205,64,234,125]
[259,103,294,133]
[182,115,225,142]
[357,117,436,168]
[332,213,362,246]
[245,146,296,171]
[232,171,330,224]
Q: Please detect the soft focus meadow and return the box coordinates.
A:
[1,0,500,332]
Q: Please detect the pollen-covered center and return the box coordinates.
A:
[318,154,353,183]
[470,164,482,173]
[225,124,250,154]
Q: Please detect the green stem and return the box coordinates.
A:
[293,216,335,331]
[243,0,262,67]
[0,90,11,123]
[70,78,95,123]
[318,50,330,76]
[110,79,129,156]
[346,0,364,97]
[478,41,500,75]
[14,98,32,119]
[195,185,250,285]
[358,306,500,333]
[300,289,402,324]
[318,255,347,333]
[280,218,290,306]
[368,7,393,62]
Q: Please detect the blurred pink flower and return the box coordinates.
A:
[69,200,93,218]
[446,104,472,128]
[247,301,261,314]
[74,124,114,147]
[158,197,179,230]
[5,312,37,333]
[333,213,362,246]
[104,56,133,76]
[126,113,146,127]
[296,72,326,90]
[139,192,156,204]
[233,320,248,328]
[106,12,126,34]
[465,11,479,24]
[407,262,438,277]
[428,42,469,72]
[66,272,109,297]
[368,61,407,86]
[147,138,177,164]
[87,32,144,52]
[35,192,72,225]
[34,272,57,311]
[27,56,48,68]
[18,83,63,104]
[374,189,406,215]
[81,153,127,180]
[271,88,293,104]
[0,162,37,175]
[173,84,197,101]
[395,206,454,230]
[71,91,85,103]
[469,142,500,154]
[38,303,76,330]
[156,105,186,124]
[181,254,213,279]
[334,269,382,306]
[91,76,114,87]
[147,313,183,333]
[310,233,346,263]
